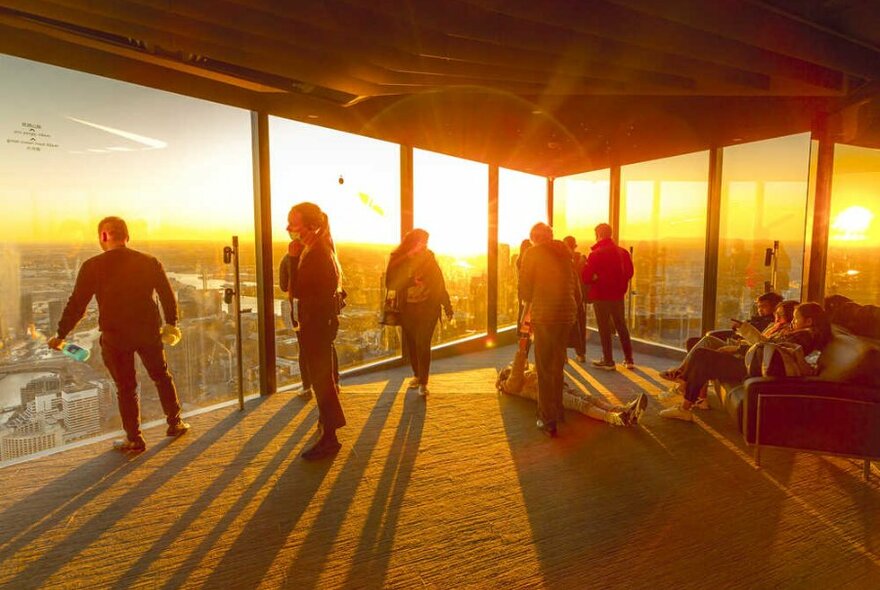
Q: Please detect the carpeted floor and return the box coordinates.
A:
[1,344,879,589]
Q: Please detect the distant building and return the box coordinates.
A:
[0,424,63,461]
[20,374,62,406]
[19,292,33,331]
[0,245,20,340]
[62,387,100,441]
[47,300,65,336]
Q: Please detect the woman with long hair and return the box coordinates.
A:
[660,301,831,422]
[386,228,453,397]
[286,202,346,459]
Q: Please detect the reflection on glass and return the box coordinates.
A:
[414,150,488,343]
[620,152,708,346]
[827,144,880,305]
[269,118,402,388]
[0,55,254,465]
[553,169,610,328]
[498,168,546,329]
[717,134,811,325]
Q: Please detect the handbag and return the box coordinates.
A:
[379,290,401,326]
[745,341,815,378]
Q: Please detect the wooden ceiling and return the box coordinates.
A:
[1,0,879,176]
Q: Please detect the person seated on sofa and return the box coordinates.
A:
[660,300,798,385]
[659,302,830,422]
[683,291,783,353]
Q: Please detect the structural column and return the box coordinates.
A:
[609,165,621,242]
[488,165,499,337]
[701,147,723,334]
[250,111,276,396]
[400,145,414,237]
[546,177,554,224]
[806,133,834,303]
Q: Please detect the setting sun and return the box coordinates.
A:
[831,205,874,241]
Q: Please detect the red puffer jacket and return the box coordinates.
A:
[581,238,633,301]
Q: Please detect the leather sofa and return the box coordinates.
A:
[717,297,880,479]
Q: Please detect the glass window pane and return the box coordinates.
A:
[827,144,880,305]
[498,168,546,329]
[0,55,254,464]
[620,152,709,346]
[553,169,610,328]
[717,133,811,326]
[414,150,488,343]
[269,118,401,389]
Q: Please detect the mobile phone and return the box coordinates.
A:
[730,318,742,324]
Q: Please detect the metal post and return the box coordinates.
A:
[546,177,554,224]
[807,134,834,303]
[232,236,244,411]
[702,147,722,334]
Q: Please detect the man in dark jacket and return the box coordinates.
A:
[519,222,578,437]
[581,223,634,371]
[49,216,189,453]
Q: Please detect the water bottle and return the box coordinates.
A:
[61,341,90,362]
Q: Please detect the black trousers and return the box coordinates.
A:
[100,336,182,445]
[592,300,634,363]
[401,302,439,386]
[533,322,570,427]
[682,347,747,403]
[299,316,346,431]
[572,303,587,356]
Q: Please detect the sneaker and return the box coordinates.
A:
[623,360,635,370]
[301,437,342,460]
[693,397,710,411]
[659,368,682,382]
[113,439,146,453]
[606,411,627,427]
[628,392,649,423]
[659,404,694,422]
[575,354,586,363]
[536,419,557,437]
[419,385,429,397]
[166,421,191,437]
[298,388,313,401]
[407,377,420,389]
[591,359,617,371]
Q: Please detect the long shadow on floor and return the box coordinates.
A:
[108,396,310,589]
[495,382,809,590]
[201,378,406,589]
[2,401,259,590]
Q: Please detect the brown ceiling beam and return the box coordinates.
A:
[0,0,390,97]
[604,0,880,80]
[457,0,845,90]
[209,0,777,95]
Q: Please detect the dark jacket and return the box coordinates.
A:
[581,237,633,301]
[518,240,578,325]
[386,250,451,319]
[57,247,177,346]
[287,241,340,326]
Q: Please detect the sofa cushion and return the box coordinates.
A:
[817,326,880,387]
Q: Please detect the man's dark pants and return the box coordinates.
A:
[682,347,747,403]
[101,335,182,445]
[533,322,570,428]
[592,299,634,363]
[299,316,346,432]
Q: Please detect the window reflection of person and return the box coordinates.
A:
[385,229,453,397]
[286,202,346,460]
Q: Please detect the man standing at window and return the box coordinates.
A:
[49,216,189,452]
[518,222,578,437]
[581,223,635,371]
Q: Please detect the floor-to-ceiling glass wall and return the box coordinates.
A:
[826,144,880,304]
[269,118,401,389]
[0,55,254,464]
[413,150,488,343]
[620,153,708,347]
[717,133,812,325]
[498,168,546,329]
[553,169,611,329]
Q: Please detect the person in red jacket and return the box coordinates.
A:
[581,223,635,371]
